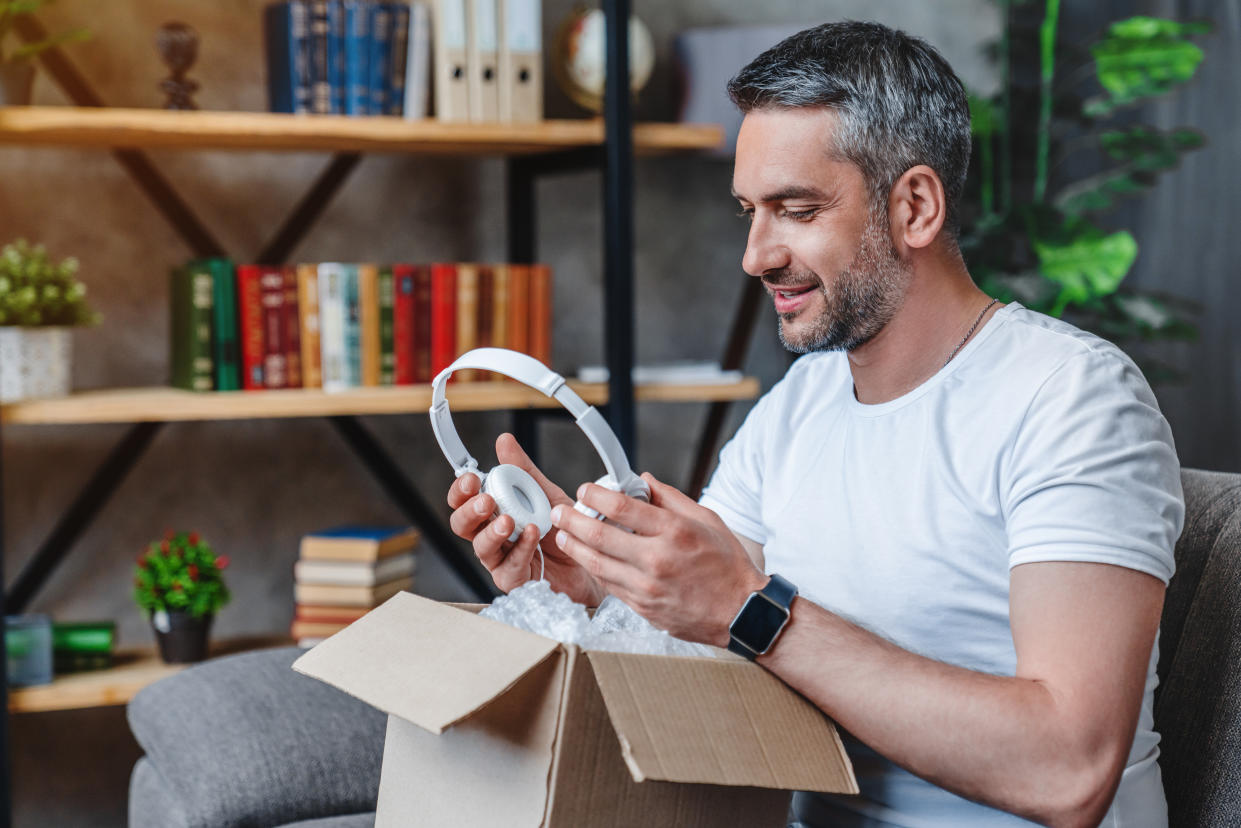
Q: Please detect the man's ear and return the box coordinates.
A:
[888,165,947,252]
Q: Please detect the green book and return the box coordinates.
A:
[52,621,115,655]
[195,257,240,391]
[170,264,215,391]
[378,265,396,385]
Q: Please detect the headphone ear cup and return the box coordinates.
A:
[483,464,553,542]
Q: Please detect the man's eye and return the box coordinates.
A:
[736,208,754,222]
[783,208,817,221]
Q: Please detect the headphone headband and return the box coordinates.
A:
[430,348,642,495]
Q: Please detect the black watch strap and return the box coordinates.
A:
[727,573,798,661]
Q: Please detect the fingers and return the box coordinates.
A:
[640,472,702,516]
[496,433,572,506]
[550,514,645,596]
[448,486,495,541]
[551,501,644,563]
[494,524,540,592]
[447,471,481,510]
[575,482,666,536]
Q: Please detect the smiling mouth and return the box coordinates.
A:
[766,283,818,299]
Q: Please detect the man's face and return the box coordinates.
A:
[732,108,912,353]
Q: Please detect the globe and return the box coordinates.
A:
[552,7,656,114]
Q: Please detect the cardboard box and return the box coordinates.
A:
[294,592,858,827]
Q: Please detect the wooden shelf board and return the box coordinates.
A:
[0,107,723,155]
[0,378,759,425]
[8,635,293,714]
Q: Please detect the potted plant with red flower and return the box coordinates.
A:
[133,530,231,663]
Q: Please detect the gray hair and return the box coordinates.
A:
[727,21,972,238]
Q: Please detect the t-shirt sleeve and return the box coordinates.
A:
[1003,347,1184,583]
[699,388,774,545]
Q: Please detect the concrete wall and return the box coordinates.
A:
[8,0,1233,824]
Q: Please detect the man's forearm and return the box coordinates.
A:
[760,598,1128,827]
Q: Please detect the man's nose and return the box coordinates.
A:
[741,213,789,278]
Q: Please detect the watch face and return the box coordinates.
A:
[732,595,788,652]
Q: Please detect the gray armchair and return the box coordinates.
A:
[126,469,1241,827]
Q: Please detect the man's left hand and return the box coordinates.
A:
[550,472,767,645]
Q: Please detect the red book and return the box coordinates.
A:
[260,265,287,388]
[429,263,457,380]
[283,265,302,388]
[506,264,530,357]
[528,263,552,367]
[392,264,416,385]
[236,265,266,390]
[412,264,433,383]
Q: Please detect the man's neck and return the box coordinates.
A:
[847,258,996,405]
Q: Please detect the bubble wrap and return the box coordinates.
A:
[480,581,715,658]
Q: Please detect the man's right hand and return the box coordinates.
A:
[447,432,606,605]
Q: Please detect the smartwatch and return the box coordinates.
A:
[727,573,797,661]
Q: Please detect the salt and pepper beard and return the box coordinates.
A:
[772,206,913,354]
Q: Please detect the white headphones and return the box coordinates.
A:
[430,348,651,543]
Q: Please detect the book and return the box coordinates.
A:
[412,263,433,382]
[392,264,416,384]
[431,0,470,121]
[54,652,113,673]
[294,603,372,623]
[455,262,479,379]
[476,263,495,378]
[299,525,421,561]
[290,619,353,640]
[490,263,510,358]
[317,262,349,392]
[343,263,363,387]
[170,264,215,392]
[307,0,334,113]
[260,266,288,388]
[429,262,458,378]
[498,0,541,122]
[236,264,267,390]
[358,263,381,386]
[403,2,432,119]
[367,2,393,116]
[377,265,397,385]
[283,265,302,388]
[466,0,500,122]
[196,258,240,392]
[387,2,411,116]
[294,550,416,586]
[294,575,414,606]
[506,262,529,356]
[297,264,323,388]
[51,621,115,655]
[528,262,552,366]
[327,0,346,114]
[342,0,371,115]
[264,0,312,114]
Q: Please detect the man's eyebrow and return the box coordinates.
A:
[730,184,829,203]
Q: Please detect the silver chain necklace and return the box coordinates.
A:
[942,298,999,369]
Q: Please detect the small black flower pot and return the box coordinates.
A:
[151,610,213,664]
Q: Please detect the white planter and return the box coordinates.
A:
[0,327,72,402]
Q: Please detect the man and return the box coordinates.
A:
[447,21,1183,828]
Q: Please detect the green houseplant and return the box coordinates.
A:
[133,531,232,663]
[0,238,99,401]
[0,0,89,105]
[961,3,1211,382]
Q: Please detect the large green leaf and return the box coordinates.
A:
[968,93,999,138]
[1054,126,1205,214]
[1087,16,1209,116]
[1032,222,1137,315]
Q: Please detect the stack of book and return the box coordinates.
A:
[169,260,552,393]
[291,526,420,647]
[266,0,432,118]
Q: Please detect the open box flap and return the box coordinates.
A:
[294,592,560,734]
[586,650,859,794]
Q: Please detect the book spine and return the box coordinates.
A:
[368,3,393,116]
[454,263,479,380]
[308,0,333,114]
[206,259,240,391]
[171,265,215,392]
[490,263,509,356]
[413,263,433,382]
[317,263,348,391]
[236,265,267,390]
[264,1,312,114]
[260,267,288,388]
[429,262,457,378]
[476,264,494,379]
[342,0,371,115]
[343,264,362,387]
[403,1,432,118]
[283,265,303,387]
[386,2,410,115]
[328,0,346,114]
[528,263,552,367]
[169,265,190,390]
[297,264,323,389]
[506,262,529,356]
[392,264,415,385]
[357,264,380,386]
[378,265,397,384]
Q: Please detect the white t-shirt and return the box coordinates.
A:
[700,303,1184,828]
